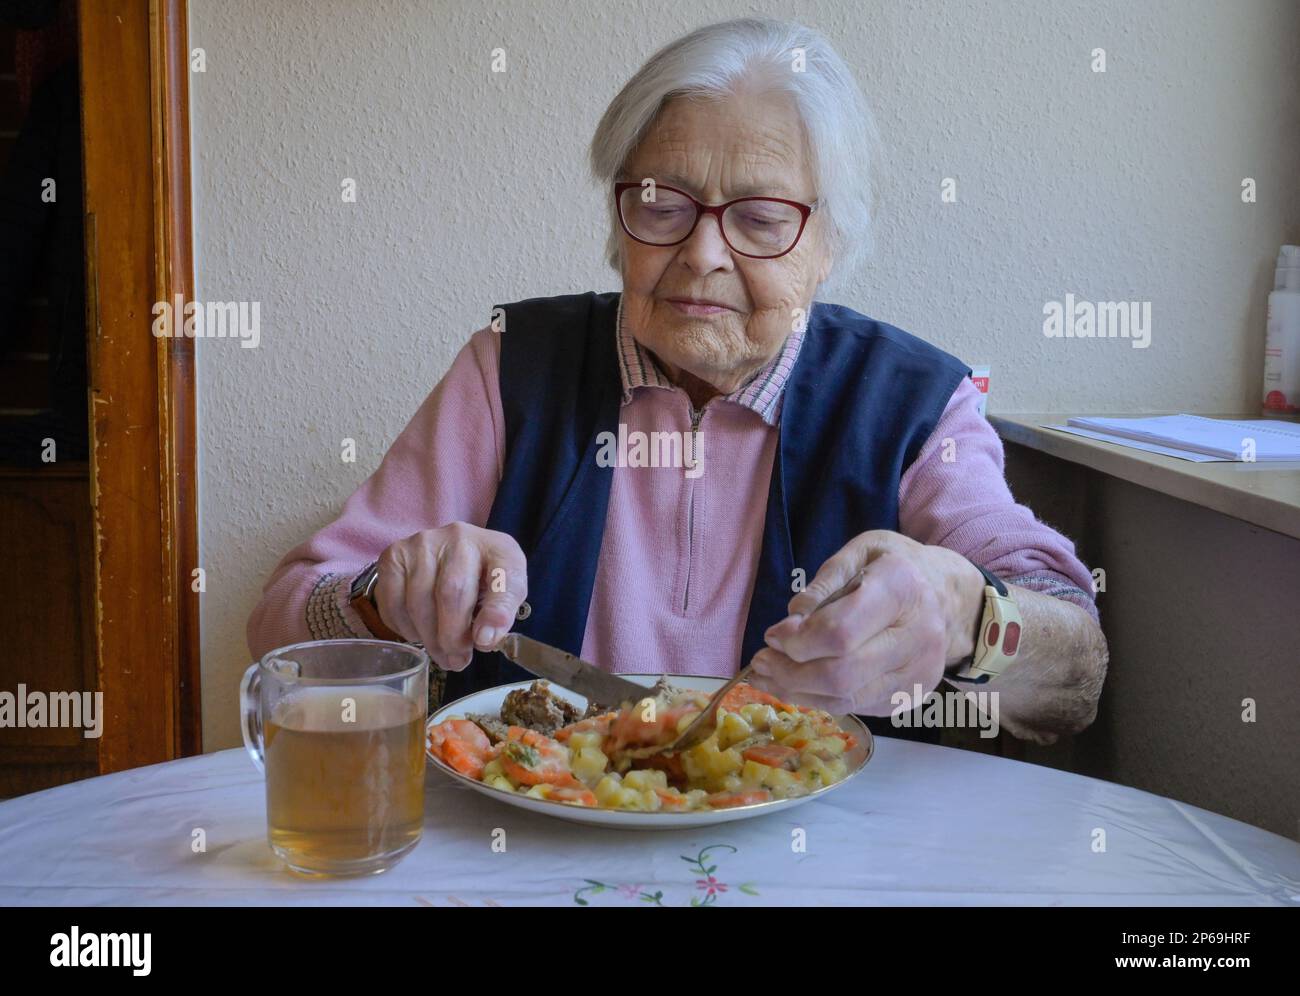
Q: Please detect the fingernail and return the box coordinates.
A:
[476,626,499,647]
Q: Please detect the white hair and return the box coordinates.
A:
[589,17,881,286]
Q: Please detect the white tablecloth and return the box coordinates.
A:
[1,739,1297,906]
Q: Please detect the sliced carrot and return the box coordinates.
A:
[741,743,800,770]
[554,712,616,743]
[718,684,785,713]
[496,731,581,788]
[654,788,690,810]
[507,727,574,753]
[544,786,598,807]
[440,738,487,779]
[500,752,577,787]
[834,730,858,750]
[706,789,772,809]
[428,718,490,755]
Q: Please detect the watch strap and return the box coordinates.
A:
[348,562,404,642]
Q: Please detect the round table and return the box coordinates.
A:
[2,738,1297,906]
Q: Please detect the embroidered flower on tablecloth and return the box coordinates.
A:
[573,844,758,907]
[695,875,728,897]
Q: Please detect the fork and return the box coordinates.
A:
[656,567,870,755]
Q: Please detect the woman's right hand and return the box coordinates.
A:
[371,523,528,671]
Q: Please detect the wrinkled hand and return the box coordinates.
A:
[748,530,985,715]
[372,522,527,671]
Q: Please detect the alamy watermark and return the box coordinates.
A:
[1043,294,1150,349]
[152,294,260,348]
[890,682,999,739]
[0,685,103,739]
[50,927,150,975]
[596,422,704,478]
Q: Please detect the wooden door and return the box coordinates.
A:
[0,0,198,795]
[80,0,200,771]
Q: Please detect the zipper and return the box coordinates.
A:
[682,405,706,612]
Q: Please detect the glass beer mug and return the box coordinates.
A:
[240,639,429,876]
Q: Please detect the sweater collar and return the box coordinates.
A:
[614,293,806,426]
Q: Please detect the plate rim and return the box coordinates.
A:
[425,674,874,818]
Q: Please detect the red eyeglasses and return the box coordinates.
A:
[615,181,818,260]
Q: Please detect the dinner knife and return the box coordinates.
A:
[496,632,651,708]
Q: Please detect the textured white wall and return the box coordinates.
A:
[191,0,1300,750]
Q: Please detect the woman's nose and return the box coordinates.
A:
[677,214,734,274]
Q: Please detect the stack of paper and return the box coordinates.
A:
[1046,414,1300,462]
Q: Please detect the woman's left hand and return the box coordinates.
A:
[749,530,987,715]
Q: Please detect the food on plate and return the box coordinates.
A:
[465,712,511,744]
[497,679,584,735]
[427,679,857,812]
[426,718,492,779]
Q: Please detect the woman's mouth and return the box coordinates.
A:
[666,297,733,316]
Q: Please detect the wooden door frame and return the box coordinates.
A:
[79,0,199,771]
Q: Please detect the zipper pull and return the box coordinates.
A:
[686,406,705,478]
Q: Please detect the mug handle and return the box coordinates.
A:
[239,662,265,773]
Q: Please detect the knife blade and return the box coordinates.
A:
[497,633,651,708]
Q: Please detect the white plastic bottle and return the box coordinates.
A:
[1262,245,1300,414]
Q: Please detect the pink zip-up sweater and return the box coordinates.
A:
[249,298,1098,686]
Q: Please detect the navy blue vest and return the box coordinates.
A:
[446,291,971,741]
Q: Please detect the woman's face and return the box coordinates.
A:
[618,89,832,400]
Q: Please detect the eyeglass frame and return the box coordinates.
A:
[614,180,819,260]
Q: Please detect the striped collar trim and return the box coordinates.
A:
[614,294,806,426]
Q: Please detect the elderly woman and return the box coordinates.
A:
[249,17,1107,746]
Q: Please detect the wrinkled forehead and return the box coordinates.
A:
[621,92,815,201]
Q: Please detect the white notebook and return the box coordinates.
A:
[1065,414,1300,461]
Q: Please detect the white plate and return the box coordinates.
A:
[425,674,874,829]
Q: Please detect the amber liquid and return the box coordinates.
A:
[264,686,425,875]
